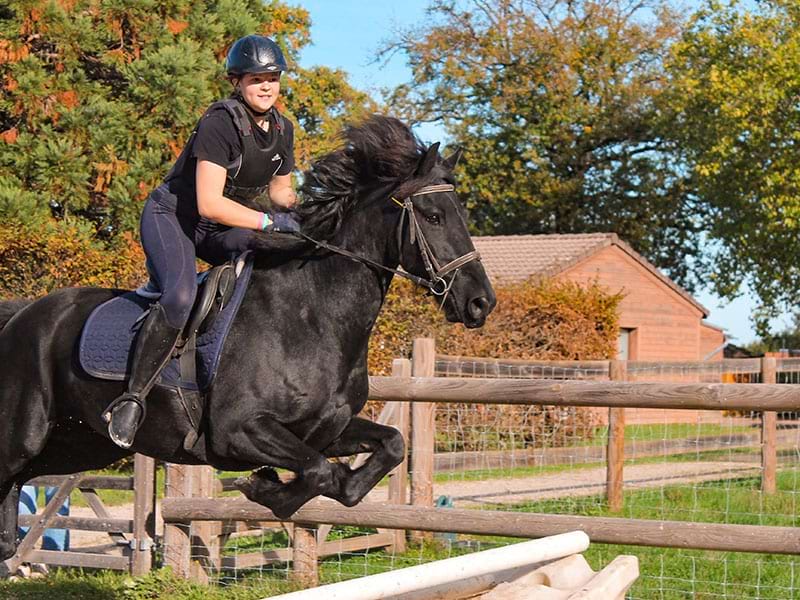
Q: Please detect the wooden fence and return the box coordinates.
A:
[7,340,798,586]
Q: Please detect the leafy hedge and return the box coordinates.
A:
[0,219,146,299]
[369,277,622,375]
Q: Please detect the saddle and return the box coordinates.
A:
[79,252,255,448]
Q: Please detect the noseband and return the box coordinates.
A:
[297,184,481,295]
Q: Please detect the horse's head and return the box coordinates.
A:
[297,115,496,328]
[393,143,496,328]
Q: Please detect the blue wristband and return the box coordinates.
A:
[260,212,271,230]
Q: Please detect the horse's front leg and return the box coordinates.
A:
[321,416,405,507]
[228,415,337,519]
[0,481,20,563]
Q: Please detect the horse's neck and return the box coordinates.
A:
[244,200,399,341]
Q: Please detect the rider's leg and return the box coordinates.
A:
[103,197,197,448]
[195,221,254,266]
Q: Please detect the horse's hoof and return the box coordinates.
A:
[233,467,280,499]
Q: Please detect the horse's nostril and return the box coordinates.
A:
[468,296,490,320]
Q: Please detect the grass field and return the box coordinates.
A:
[3,467,798,599]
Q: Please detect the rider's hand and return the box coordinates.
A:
[266,211,301,233]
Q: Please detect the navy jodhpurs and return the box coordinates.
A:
[140,185,255,329]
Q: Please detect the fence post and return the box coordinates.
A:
[131,455,156,575]
[387,358,412,553]
[606,360,626,512]
[761,357,777,494]
[291,524,319,587]
[410,338,436,543]
[163,464,219,583]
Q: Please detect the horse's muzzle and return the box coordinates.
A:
[463,295,494,328]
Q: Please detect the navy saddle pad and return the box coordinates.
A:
[79,253,254,391]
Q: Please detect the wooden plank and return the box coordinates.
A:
[5,474,82,573]
[222,533,395,570]
[761,358,778,495]
[367,376,800,412]
[606,361,626,512]
[387,358,411,554]
[291,525,318,587]
[17,515,132,532]
[410,339,436,543]
[132,454,156,575]
[27,549,129,570]
[221,548,292,569]
[79,488,129,544]
[162,498,800,555]
[27,475,134,490]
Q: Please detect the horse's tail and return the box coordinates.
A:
[0,299,32,330]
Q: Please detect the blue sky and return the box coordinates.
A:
[290,0,794,345]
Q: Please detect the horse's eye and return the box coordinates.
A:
[426,214,441,225]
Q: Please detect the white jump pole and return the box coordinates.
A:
[265,531,590,600]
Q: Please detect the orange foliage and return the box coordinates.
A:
[0,221,146,300]
[0,41,30,64]
[1,128,18,144]
[57,90,79,109]
[167,139,182,159]
[167,19,188,34]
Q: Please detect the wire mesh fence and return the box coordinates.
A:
[421,354,800,599]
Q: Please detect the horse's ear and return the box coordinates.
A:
[443,147,463,171]
[416,142,440,177]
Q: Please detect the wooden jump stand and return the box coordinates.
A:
[4,454,156,576]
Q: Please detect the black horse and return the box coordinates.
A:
[0,115,495,560]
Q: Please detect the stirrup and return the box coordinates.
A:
[102,392,148,427]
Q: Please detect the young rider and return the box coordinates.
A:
[102,35,300,448]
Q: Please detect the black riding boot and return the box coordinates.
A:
[102,303,182,449]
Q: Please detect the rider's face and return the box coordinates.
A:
[237,72,281,113]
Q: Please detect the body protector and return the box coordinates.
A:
[165,99,288,205]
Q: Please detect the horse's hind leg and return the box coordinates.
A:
[321,417,405,506]
[0,481,20,562]
[230,415,338,519]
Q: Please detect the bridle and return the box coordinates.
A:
[297,183,481,296]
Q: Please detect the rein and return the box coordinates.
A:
[296,184,481,296]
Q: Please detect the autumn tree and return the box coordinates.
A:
[664,0,800,332]
[0,0,372,294]
[383,0,706,291]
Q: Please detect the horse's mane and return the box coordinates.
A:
[249,115,441,253]
[296,115,442,240]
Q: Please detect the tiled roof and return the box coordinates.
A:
[472,233,708,316]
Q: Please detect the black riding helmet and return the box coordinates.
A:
[226,35,288,76]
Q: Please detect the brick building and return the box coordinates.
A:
[473,233,727,362]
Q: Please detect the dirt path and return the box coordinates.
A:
[65,460,759,549]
